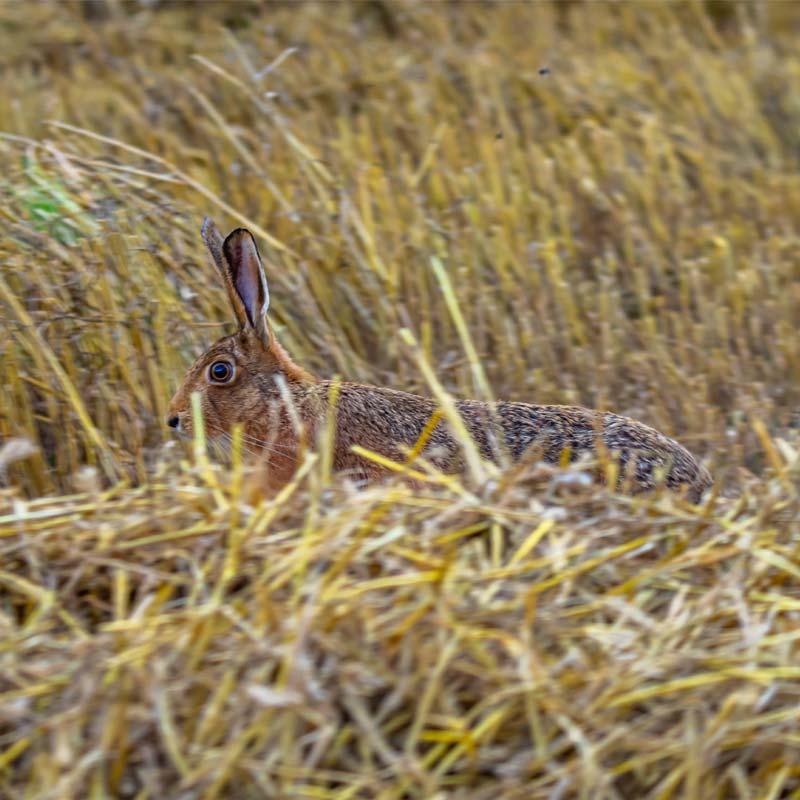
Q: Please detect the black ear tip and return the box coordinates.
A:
[222,228,259,257]
[224,227,254,242]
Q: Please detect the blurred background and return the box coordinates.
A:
[2,0,800,496]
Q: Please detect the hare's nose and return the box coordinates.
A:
[167,415,180,430]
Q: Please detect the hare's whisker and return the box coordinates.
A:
[208,426,297,461]
[205,423,286,450]
[219,432,294,456]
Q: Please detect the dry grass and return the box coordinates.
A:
[2,1,800,797]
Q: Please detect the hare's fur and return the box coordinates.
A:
[167,219,712,502]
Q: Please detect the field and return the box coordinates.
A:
[2,1,800,797]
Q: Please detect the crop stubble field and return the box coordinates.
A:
[2,2,800,798]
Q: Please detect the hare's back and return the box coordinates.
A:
[460,400,709,495]
[479,401,606,461]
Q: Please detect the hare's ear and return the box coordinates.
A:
[201,216,250,331]
[222,227,271,344]
[201,216,226,277]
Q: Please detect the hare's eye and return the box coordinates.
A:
[208,360,234,384]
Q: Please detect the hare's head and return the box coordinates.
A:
[166,218,313,441]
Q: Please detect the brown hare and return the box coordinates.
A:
[166,218,712,502]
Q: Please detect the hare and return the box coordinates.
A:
[167,218,712,502]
